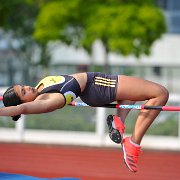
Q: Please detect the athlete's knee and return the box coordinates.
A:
[157,85,169,104]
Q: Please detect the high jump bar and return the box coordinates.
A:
[70,102,180,111]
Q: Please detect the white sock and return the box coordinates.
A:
[129,137,141,147]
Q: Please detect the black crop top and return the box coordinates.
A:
[35,75,81,106]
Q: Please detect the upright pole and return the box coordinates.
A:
[96,107,106,144]
[15,115,25,142]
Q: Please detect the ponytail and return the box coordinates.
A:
[12,115,21,121]
[3,86,22,121]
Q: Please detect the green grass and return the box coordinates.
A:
[0,117,15,128]
[25,106,96,132]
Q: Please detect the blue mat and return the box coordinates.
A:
[0,173,80,180]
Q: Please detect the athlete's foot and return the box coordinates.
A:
[106,115,125,144]
[121,137,142,173]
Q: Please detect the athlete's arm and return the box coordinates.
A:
[0,93,65,117]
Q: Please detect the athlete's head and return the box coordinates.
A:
[3,86,22,107]
[3,86,22,121]
[3,85,38,121]
[3,85,38,104]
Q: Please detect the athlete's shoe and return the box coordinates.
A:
[106,115,125,144]
[122,137,142,173]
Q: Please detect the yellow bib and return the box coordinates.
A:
[35,76,65,90]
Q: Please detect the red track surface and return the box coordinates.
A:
[0,143,180,180]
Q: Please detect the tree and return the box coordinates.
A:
[34,0,166,72]
[0,0,43,84]
[0,0,39,58]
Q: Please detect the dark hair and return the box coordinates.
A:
[3,86,22,121]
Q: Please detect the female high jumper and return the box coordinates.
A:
[0,72,169,172]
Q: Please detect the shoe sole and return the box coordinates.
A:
[107,115,122,144]
[122,143,136,173]
[111,129,122,144]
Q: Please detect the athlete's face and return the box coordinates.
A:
[14,85,38,103]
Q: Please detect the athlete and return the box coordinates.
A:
[0,72,169,172]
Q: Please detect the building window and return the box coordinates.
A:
[156,0,168,10]
[153,66,161,76]
[169,0,180,10]
[170,14,180,33]
[156,0,180,34]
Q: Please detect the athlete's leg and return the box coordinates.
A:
[115,75,169,172]
[116,100,136,123]
[116,75,169,144]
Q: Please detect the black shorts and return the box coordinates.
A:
[80,72,118,106]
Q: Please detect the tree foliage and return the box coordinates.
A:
[34,0,81,45]
[34,0,166,58]
[0,0,39,37]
